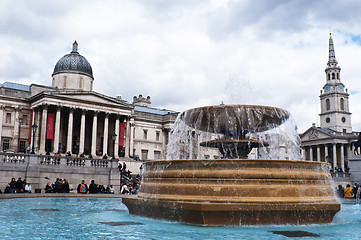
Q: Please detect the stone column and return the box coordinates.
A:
[340,144,345,172]
[35,109,40,152]
[324,145,328,163]
[103,113,109,156]
[66,108,74,153]
[53,106,61,153]
[309,146,313,161]
[332,143,337,170]
[79,110,86,154]
[0,105,3,148]
[114,116,120,158]
[39,105,48,154]
[129,118,134,158]
[302,147,306,160]
[91,111,98,156]
[317,145,321,162]
[125,118,130,158]
[30,108,36,152]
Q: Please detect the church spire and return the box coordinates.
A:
[327,32,338,67]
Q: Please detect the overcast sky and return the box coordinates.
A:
[1,0,361,133]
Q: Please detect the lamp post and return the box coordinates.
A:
[18,118,23,153]
[31,123,38,154]
[112,133,117,159]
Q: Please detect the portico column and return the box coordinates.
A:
[124,118,130,158]
[39,105,48,154]
[129,118,134,158]
[114,116,120,158]
[332,143,337,170]
[317,145,321,162]
[79,110,86,155]
[35,109,40,152]
[53,106,61,153]
[91,112,98,156]
[340,144,345,172]
[324,145,328,163]
[103,113,109,156]
[66,108,74,153]
[0,105,3,148]
[30,109,36,152]
[309,146,313,161]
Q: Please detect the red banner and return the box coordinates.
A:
[28,110,33,144]
[46,113,55,140]
[119,123,125,146]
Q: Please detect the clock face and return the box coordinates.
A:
[338,85,344,91]
[325,85,330,92]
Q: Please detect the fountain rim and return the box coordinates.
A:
[180,104,290,114]
[142,158,331,167]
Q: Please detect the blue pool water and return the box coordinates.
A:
[0,197,360,240]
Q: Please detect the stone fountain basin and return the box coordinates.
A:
[179,105,290,136]
[122,159,340,225]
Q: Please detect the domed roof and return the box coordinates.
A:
[52,41,93,79]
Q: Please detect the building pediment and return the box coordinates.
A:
[300,127,334,142]
[29,90,133,115]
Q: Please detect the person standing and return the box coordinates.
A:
[344,184,353,198]
[77,180,88,194]
[9,178,16,193]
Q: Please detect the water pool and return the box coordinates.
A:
[0,197,360,240]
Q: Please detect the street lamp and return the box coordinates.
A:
[18,118,23,153]
[31,123,38,154]
[111,133,117,159]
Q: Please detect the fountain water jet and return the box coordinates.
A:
[122,104,340,225]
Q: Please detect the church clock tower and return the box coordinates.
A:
[319,33,352,133]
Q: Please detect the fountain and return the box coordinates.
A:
[122,104,340,225]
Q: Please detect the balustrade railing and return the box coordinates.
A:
[38,155,109,168]
[0,152,110,168]
[1,153,27,164]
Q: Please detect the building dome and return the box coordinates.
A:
[52,41,93,79]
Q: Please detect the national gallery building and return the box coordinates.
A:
[0,41,178,160]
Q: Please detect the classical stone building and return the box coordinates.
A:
[300,34,359,172]
[0,41,178,160]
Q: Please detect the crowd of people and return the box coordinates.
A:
[76,179,115,194]
[2,162,143,195]
[336,183,361,199]
[118,161,142,194]
[2,177,32,193]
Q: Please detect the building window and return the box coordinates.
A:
[143,130,148,140]
[337,73,339,79]
[6,113,11,124]
[342,117,346,123]
[326,117,330,123]
[204,155,210,159]
[332,73,335,79]
[3,139,10,151]
[156,132,160,141]
[22,115,28,125]
[154,151,160,160]
[19,141,26,153]
[340,98,344,110]
[326,99,330,111]
[327,73,330,80]
[142,150,148,160]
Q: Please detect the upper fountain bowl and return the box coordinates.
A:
[179,104,289,138]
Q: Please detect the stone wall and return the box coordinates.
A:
[0,153,142,193]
